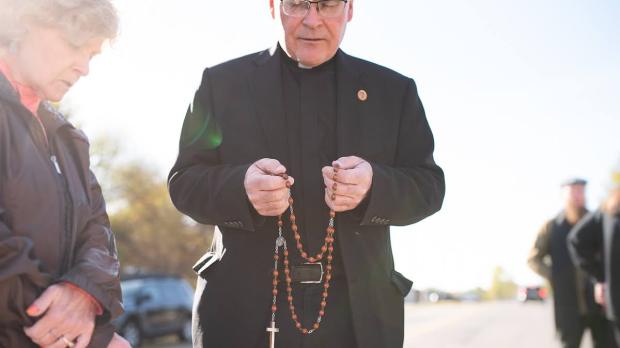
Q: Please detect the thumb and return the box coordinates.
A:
[256,158,286,176]
[26,285,57,317]
[333,156,364,170]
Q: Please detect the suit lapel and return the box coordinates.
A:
[335,51,365,158]
[250,46,288,163]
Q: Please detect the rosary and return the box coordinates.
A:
[266,166,339,348]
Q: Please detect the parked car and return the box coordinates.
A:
[113,274,194,347]
[517,286,547,302]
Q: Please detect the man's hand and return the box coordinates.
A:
[245,159,294,216]
[107,333,131,348]
[595,282,606,307]
[24,283,98,348]
[322,156,373,212]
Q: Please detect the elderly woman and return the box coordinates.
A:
[0,0,128,347]
[570,184,620,346]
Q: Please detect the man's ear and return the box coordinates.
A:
[270,0,276,19]
[347,0,354,22]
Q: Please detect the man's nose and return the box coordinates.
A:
[303,3,322,27]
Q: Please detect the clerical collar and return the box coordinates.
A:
[277,43,337,72]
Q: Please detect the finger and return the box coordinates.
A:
[324,191,358,212]
[335,167,372,185]
[252,188,290,205]
[24,286,62,340]
[333,156,364,170]
[255,200,290,216]
[28,329,58,347]
[325,180,363,199]
[27,284,59,317]
[47,335,71,348]
[247,174,289,191]
[255,158,286,176]
[74,331,92,348]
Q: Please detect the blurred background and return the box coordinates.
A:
[60,0,619,347]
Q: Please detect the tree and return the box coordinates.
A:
[487,266,518,300]
[90,135,212,282]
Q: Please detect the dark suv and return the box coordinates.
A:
[113,274,194,347]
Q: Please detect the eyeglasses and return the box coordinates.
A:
[280,0,349,18]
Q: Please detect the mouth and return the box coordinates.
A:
[298,37,324,42]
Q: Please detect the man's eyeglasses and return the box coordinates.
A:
[280,0,349,19]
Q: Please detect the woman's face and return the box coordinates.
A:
[9,24,105,101]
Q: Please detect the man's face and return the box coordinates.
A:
[270,0,353,68]
[562,184,586,209]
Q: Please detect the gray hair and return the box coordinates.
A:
[0,0,118,51]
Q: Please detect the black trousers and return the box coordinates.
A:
[558,314,615,348]
[271,277,357,348]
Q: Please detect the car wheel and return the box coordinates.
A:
[121,320,142,347]
[178,317,192,342]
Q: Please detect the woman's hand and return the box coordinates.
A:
[24,283,98,348]
[107,333,131,348]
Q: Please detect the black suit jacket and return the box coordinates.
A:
[569,210,620,321]
[169,46,445,348]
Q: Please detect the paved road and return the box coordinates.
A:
[404,301,593,348]
[144,301,595,348]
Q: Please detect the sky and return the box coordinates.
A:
[64,0,620,292]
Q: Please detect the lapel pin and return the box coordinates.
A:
[357,89,368,102]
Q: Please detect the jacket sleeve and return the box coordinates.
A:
[59,169,123,322]
[568,210,605,282]
[168,68,256,232]
[359,79,445,226]
[0,210,51,326]
[528,221,552,280]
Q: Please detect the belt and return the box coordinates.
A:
[290,262,343,284]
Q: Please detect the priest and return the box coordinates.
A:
[168,1,445,347]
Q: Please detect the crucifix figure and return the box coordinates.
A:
[266,321,279,348]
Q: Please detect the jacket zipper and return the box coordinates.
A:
[50,149,75,274]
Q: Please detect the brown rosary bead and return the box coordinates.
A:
[286,277,292,283]
[272,289,278,296]
[301,252,308,259]
[284,250,289,256]
[328,246,334,252]
[330,210,336,218]
[284,259,289,266]
[292,314,298,321]
[296,323,302,329]
[321,245,327,253]
[327,226,335,234]
[274,255,279,261]
[321,301,327,308]
[319,310,325,317]
[322,291,328,298]
[308,257,316,263]
[313,323,320,330]
[296,242,303,250]
[290,215,296,223]
[292,225,298,232]
[323,283,330,290]
[327,255,333,262]
[273,270,279,277]
[287,295,293,302]
[294,234,301,241]
[302,329,308,334]
[287,286,292,293]
[272,305,277,312]
[278,220,283,227]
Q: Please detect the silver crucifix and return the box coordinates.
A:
[266,321,279,348]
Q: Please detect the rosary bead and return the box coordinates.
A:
[296,323,302,329]
[272,289,278,296]
[328,246,334,252]
[309,257,316,263]
[302,329,308,334]
[313,323,320,330]
[272,280,278,286]
[327,255,333,262]
[296,243,303,250]
[327,227,335,234]
[292,225,298,232]
[286,276,292,284]
[321,301,327,308]
[323,283,330,290]
[278,220,283,227]
[330,210,336,218]
[322,291,328,298]
[326,265,332,271]
[292,314,298,321]
[274,255,279,260]
[294,234,301,241]
[273,270,279,277]
[272,304,277,312]
[319,310,325,317]
[284,259,289,266]
[301,252,308,259]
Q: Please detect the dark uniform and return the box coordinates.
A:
[529,210,610,348]
[570,209,620,346]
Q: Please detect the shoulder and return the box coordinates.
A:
[202,50,265,81]
[341,51,414,89]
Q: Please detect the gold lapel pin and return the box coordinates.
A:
[357,89,368,102]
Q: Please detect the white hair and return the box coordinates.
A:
[0,0,118,50]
